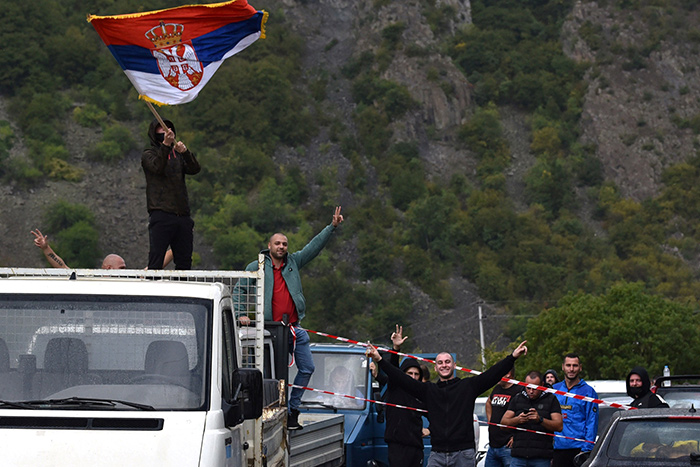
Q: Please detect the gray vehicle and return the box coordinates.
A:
[654,375,700,409]
[575,407,700,467]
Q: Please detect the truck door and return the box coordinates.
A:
[221,307,247,465]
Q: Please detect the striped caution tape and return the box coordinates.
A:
[289,383,595,444]
[305,328,634,411]
[290,383,427,413]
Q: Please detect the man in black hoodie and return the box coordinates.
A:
[367,340,528,467]
[142,119,200,270]
[626,366,669,408]
[380,325,427,467]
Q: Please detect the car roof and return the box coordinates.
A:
[587,380,627,394]
[612,407,700,421]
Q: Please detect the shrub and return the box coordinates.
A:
[212,223,265,270]
[73,104,108,128]
[92,141,122,163]
[0,120,13,175]
[42,200,101,269]
[381,22,406,50]
[44,199,95,233]
[45,158,84,182]
[54,220,101,268]
[89,124,137,163]
[5,158,42,188]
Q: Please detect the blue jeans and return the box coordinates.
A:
[510,457,551,467]
[427,448,476,467]
[288,325,314,412]
[485,446,513,467]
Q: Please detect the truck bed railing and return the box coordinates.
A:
[0,256,267,373]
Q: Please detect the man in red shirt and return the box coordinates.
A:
[236,207,344,430]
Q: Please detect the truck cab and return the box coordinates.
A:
[0,266,285,467]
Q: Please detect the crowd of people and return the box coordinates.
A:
[27,118,673,467]
[365,337,669,467]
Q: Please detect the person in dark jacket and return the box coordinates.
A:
[501,371,562,467]
[367,340,528,467]
[381,325,426,467]
[626,366,669,408]
[142,119,200,270]
[543,369,559,388]
[484,366,519,467]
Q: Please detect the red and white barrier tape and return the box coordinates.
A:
[290,383,427,413]
[305,328,634,411]
[487,420,594,445]
[290,383,594,444]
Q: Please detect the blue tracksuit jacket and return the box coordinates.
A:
[553,379,598,452]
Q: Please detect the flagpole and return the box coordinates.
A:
[145,101,167,130]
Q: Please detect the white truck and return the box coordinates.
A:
[0,262,287,467]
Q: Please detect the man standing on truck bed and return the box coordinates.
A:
[366,340,528,467]
[142,119,200,270]
[236,206,344,430]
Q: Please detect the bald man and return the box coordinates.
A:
[233,207,344,430]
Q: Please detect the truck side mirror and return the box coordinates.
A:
[231,367,263,420]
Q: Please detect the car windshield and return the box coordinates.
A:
[290,351,368,410]
[0,294,210,410]
[608,418,700,460]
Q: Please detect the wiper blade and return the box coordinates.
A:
[24,397,155,411]
[0,400,39,409]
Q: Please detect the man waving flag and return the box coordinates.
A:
[88,1,267,106]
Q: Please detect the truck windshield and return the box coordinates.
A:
[291,351,368,410]
[0,294,210,410]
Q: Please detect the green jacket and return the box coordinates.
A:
[233,223,337,322]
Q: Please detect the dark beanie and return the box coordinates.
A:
[400,358,421,374]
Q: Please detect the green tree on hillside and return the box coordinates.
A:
[41,200,101,268]
[523,282,700,380]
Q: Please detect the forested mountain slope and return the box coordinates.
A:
[2,0,700,376]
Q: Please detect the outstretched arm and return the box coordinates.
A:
[294,206,344,269]
[366,343,426,401]
[31,229,69,269]
[473,341,527,395]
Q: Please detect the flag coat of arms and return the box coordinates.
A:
[88,0,267,105]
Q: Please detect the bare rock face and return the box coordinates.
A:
[563,0,700,201]
[438,0,472,32]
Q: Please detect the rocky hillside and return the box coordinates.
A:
[564,1,700,201]
[3,0,700,366]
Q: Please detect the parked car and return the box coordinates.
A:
[654,375,700,409]
[475,396,489,466]
[587,380,628,401]
[574,407,700,467]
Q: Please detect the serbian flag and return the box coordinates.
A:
[88,1,267,105]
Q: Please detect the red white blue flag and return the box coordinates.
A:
[88,1,267,105]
